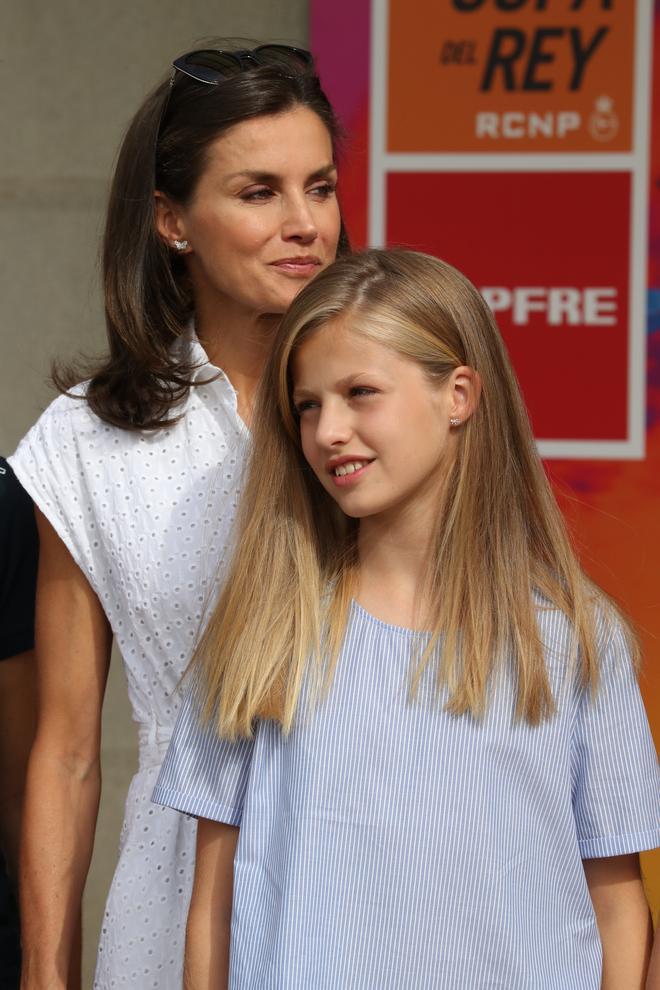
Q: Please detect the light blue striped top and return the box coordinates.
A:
[153,602,660,989]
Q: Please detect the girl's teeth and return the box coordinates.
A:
[335,461,367,477]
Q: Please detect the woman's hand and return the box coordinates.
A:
[20,509,111,990]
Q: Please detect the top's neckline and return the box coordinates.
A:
[350,599,432,638]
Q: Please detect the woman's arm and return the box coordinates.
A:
[20,509,112,990]
[583,853,653,990]
[184,817,239,990]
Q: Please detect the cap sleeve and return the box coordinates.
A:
[152,682,254,826]
[8,393,103,596]
[572,618,660,859]
[0,459,38,659]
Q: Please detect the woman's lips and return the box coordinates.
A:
[270,257,321,277]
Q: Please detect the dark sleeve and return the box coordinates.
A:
[0,458,39,660]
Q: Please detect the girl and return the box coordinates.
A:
[154,249,659,989]
[10,43,344,989]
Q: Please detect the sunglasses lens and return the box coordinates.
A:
[171,46,313,87]
[173,50,242,84]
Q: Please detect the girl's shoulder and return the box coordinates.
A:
[535,589,634,682]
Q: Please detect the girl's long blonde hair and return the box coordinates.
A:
[192,249,637,737]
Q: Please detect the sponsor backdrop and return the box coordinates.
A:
[312,0,660,919]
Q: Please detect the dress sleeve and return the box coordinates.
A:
[572,618,660,859]
[0,459,39,660]
[8,394,101,594]
[152,682,255,826]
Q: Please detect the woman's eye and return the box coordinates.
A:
[241,187,274,202]
[309,182,336,200]
[349,386,377,399]
[294,400,318,415]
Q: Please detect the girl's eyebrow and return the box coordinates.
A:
[291,385,316,404]
[292,371,385,401]
[335,370,389,389]
[225,163,337,184]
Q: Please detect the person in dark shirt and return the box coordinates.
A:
[0,457,38,988]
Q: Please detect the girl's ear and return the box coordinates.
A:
[154,191,190,253]
[449,366,482,424]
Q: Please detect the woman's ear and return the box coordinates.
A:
[154,191,190,253]
[449,366,482,425]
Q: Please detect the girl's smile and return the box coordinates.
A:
[327,456,376,486]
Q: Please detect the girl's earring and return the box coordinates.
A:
[173,239,189,251]
[449,417,461,427]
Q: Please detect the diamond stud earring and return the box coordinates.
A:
[173,239,189,251]
[449,417,461,427]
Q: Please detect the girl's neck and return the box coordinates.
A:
[195,299,279,426]
[356,508,434,631]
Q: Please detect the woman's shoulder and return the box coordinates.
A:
[9,385,138,491]
[17,384,125,449]
[23,383,91,429]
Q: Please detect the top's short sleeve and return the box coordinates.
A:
[572,618,660,858]
[8,392,103,596]
[0,458,39,659]
[152,682,255,826]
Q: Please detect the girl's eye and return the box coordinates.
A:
[294,400,318,415]
[349,386,377,399]
[309,182,336,200]
[241,187,274,202]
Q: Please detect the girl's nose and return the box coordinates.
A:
[315,402,352,448]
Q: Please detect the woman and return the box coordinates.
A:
[10,44,344,989]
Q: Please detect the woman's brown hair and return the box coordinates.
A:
[54,42,349,430]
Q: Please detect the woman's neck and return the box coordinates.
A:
[195,299,279,426]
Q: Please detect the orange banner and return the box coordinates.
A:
[388,0,635,152]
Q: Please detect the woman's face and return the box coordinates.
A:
[291,317,461,536]
[165,106,341,320]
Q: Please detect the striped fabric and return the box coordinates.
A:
[153,601,660,989]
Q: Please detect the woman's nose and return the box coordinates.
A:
[281,194,318,243]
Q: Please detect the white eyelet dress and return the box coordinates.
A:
[9,333,248,989]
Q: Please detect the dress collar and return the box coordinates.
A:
[183,323,247,433]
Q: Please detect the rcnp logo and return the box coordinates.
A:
[475,95,620,141]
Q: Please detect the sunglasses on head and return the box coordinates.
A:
[170,45,314,87]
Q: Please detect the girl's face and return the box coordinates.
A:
[291,317,461,533]
[157,106,341,319]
